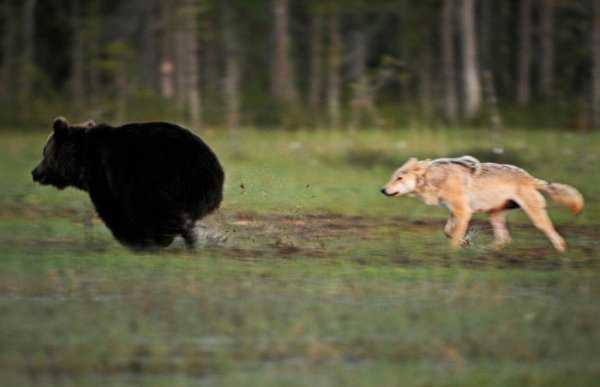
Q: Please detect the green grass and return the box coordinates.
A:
[1,127,599,386]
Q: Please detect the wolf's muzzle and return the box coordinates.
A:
[380,188,394,197]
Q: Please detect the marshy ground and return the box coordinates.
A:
[1,127,599,386]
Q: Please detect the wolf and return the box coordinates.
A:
[380,156,583,251]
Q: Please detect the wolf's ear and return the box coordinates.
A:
[400,157,418,169]
[410,159,431,175]
[53,117,69,136]
[412,162,428,175]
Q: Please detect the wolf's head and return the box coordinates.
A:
[380,157,430,197]
[31,117,95,190]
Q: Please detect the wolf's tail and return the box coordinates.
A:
[536,180,584,215]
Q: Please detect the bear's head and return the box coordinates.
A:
[31,117,96,190]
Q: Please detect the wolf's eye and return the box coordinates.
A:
[396,176,403,181]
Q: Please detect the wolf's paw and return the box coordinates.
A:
[460,228,478,247]
[451,238,471,249]
[552,237,566,253]
[492,237,512,250]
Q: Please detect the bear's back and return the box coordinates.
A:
[84,122,224,247]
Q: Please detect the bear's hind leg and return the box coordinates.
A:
[154,233,176,248]
[178,214,198,249]
[181,226,198,249]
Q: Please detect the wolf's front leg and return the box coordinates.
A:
[443,214,455,238]
[449,207,472,248]
[445,213,475,246]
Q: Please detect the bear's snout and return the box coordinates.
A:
[31,167,40,182]
[31,166,46,183]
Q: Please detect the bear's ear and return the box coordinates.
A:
[52,117,69,136]
[84,119,96,129]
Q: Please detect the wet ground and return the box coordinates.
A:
[2,128,599,386]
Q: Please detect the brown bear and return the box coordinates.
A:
[32,117,225,249]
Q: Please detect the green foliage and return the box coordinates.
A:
[99,41,134,74]
[2,0,596,130]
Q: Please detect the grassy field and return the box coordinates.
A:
[1,126,599,386]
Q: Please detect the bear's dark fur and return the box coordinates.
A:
[32,117,225,249]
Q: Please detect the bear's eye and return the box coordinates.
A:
[396,176,403,181]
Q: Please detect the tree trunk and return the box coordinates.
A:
[482,70,503,130]
[441,0,458,122]
[86,1,101,104]
[159,0,175,99]
[115,62,129,123]
[21,0,37,104]
[140,0,160,91]
[174,5,186,113]
[1,1,16,101]
[461,0,481,119]
[349,21,367,87]
[181,0,202,129]
[272,0,298,105]
[419,51,433,120]
[308,13,324,113]
[349,19,368,131]
[223,0,240,132]
[70,0,85,108]
[540,0,555,98]
[327,11,341,129]
[517,0,532,105]
[204,14,219,95]
[479,0,492,70]
[592,1,600,128]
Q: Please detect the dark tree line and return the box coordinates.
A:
[1,0,599,129]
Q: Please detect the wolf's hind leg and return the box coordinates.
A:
[443,214,455,238]
[489,210,511,249]
[515,190,566,252]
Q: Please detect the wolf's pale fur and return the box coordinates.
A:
[381,156,584,251]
